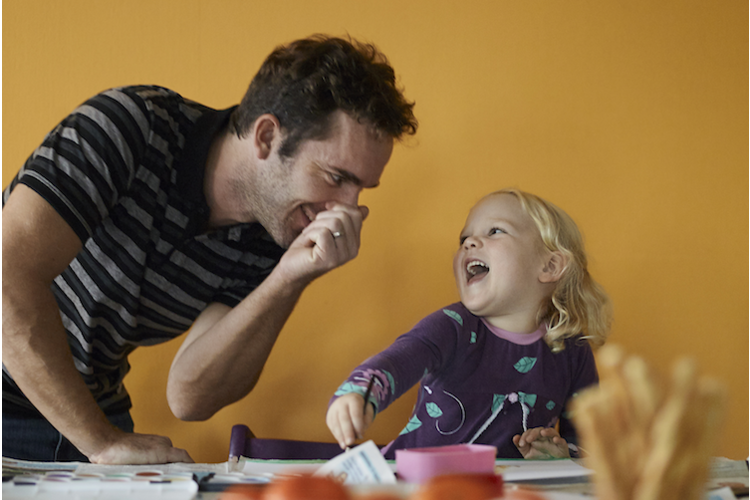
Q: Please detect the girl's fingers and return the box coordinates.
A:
[337,411,357,447]
[348,400,365,439]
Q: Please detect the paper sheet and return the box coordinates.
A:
[495,458,593,482]
[314,440,396,484]
[2,457,228,476]
[239,458,325,476]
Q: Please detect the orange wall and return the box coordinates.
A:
[3,0,747,462]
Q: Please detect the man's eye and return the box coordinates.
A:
[328,173,344,186]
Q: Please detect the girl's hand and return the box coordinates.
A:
[326,393,375,449]
[512,427,570,459]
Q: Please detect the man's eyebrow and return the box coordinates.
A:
[332,167,380,189]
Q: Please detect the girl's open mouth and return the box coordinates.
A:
[466,259,489,283]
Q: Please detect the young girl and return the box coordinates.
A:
[326,189,612,459]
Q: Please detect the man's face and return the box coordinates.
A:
[250,111,393,248]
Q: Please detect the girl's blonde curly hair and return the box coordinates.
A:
[497,188,612,352]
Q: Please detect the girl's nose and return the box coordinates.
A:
[462,235,481,249]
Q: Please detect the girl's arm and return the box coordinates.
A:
[558,339,600,456]
[326,308,460,448]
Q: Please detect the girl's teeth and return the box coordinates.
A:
[466,260,489,276]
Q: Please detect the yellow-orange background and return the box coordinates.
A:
[3,1,747,462]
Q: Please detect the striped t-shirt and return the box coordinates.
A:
[2,85,285,416]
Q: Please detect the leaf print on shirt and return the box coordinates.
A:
[470,331,477,344]
[470,391,540,445]
[336,369,394,415]
[426,402,443,418]
[399,415,422,435]
[469,393,508,444]
[514,357,537,373]
[334,382,363,397]
[382,369,396,395]
[442,309,463,326]
[546,400,556,411]
[492,394,506,412]
[518,392,537,407]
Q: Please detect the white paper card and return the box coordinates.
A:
[314,440,396,485]
[495,458,593,482]
[707,486,738,500]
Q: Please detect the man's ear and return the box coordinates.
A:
[252,114,282,160]
[539,251,568,283]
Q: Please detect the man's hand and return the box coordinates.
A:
[326,393,375,449]
[512,427,570,459]
[276,202,369,287]
[88,430,193,465]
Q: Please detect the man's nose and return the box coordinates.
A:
[337,186,362,206]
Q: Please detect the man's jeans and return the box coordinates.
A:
[3,411,134,462]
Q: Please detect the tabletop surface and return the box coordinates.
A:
[3,456,748,499]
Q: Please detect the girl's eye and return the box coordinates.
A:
[489,227,507,235]
[459,236,467,245]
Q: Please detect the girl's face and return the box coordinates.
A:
[453,193,553,333]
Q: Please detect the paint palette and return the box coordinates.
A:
[2,469,198,498]
[198,471,271,491]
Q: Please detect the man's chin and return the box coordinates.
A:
[265,214,307,248]
[272,228,302,249]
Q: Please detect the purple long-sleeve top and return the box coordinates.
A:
[329,303,598,458]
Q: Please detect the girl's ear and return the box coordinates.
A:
[539,251,568,283]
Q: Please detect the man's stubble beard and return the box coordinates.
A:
[230,156,298,249]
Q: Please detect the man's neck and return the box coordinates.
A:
[203,131,247,229]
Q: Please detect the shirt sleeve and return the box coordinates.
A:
[6,87,151,242]
[329,308,460,416]
[559,338,599,455]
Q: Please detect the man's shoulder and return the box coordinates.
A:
[86,85,210,120]
[100,84,182,101]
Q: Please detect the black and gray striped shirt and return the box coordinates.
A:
[3,85,284,416]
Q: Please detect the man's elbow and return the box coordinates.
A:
[166,385,216,422]
[166,371,262,421]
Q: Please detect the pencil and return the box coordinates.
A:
[362,375,376,414]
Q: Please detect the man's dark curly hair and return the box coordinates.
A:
[230,34,418,158]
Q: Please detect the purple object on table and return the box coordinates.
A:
[228,424,344,460]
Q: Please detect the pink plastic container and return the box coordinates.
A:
[395,444,498,483]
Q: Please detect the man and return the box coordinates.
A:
[2,35,417,464]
